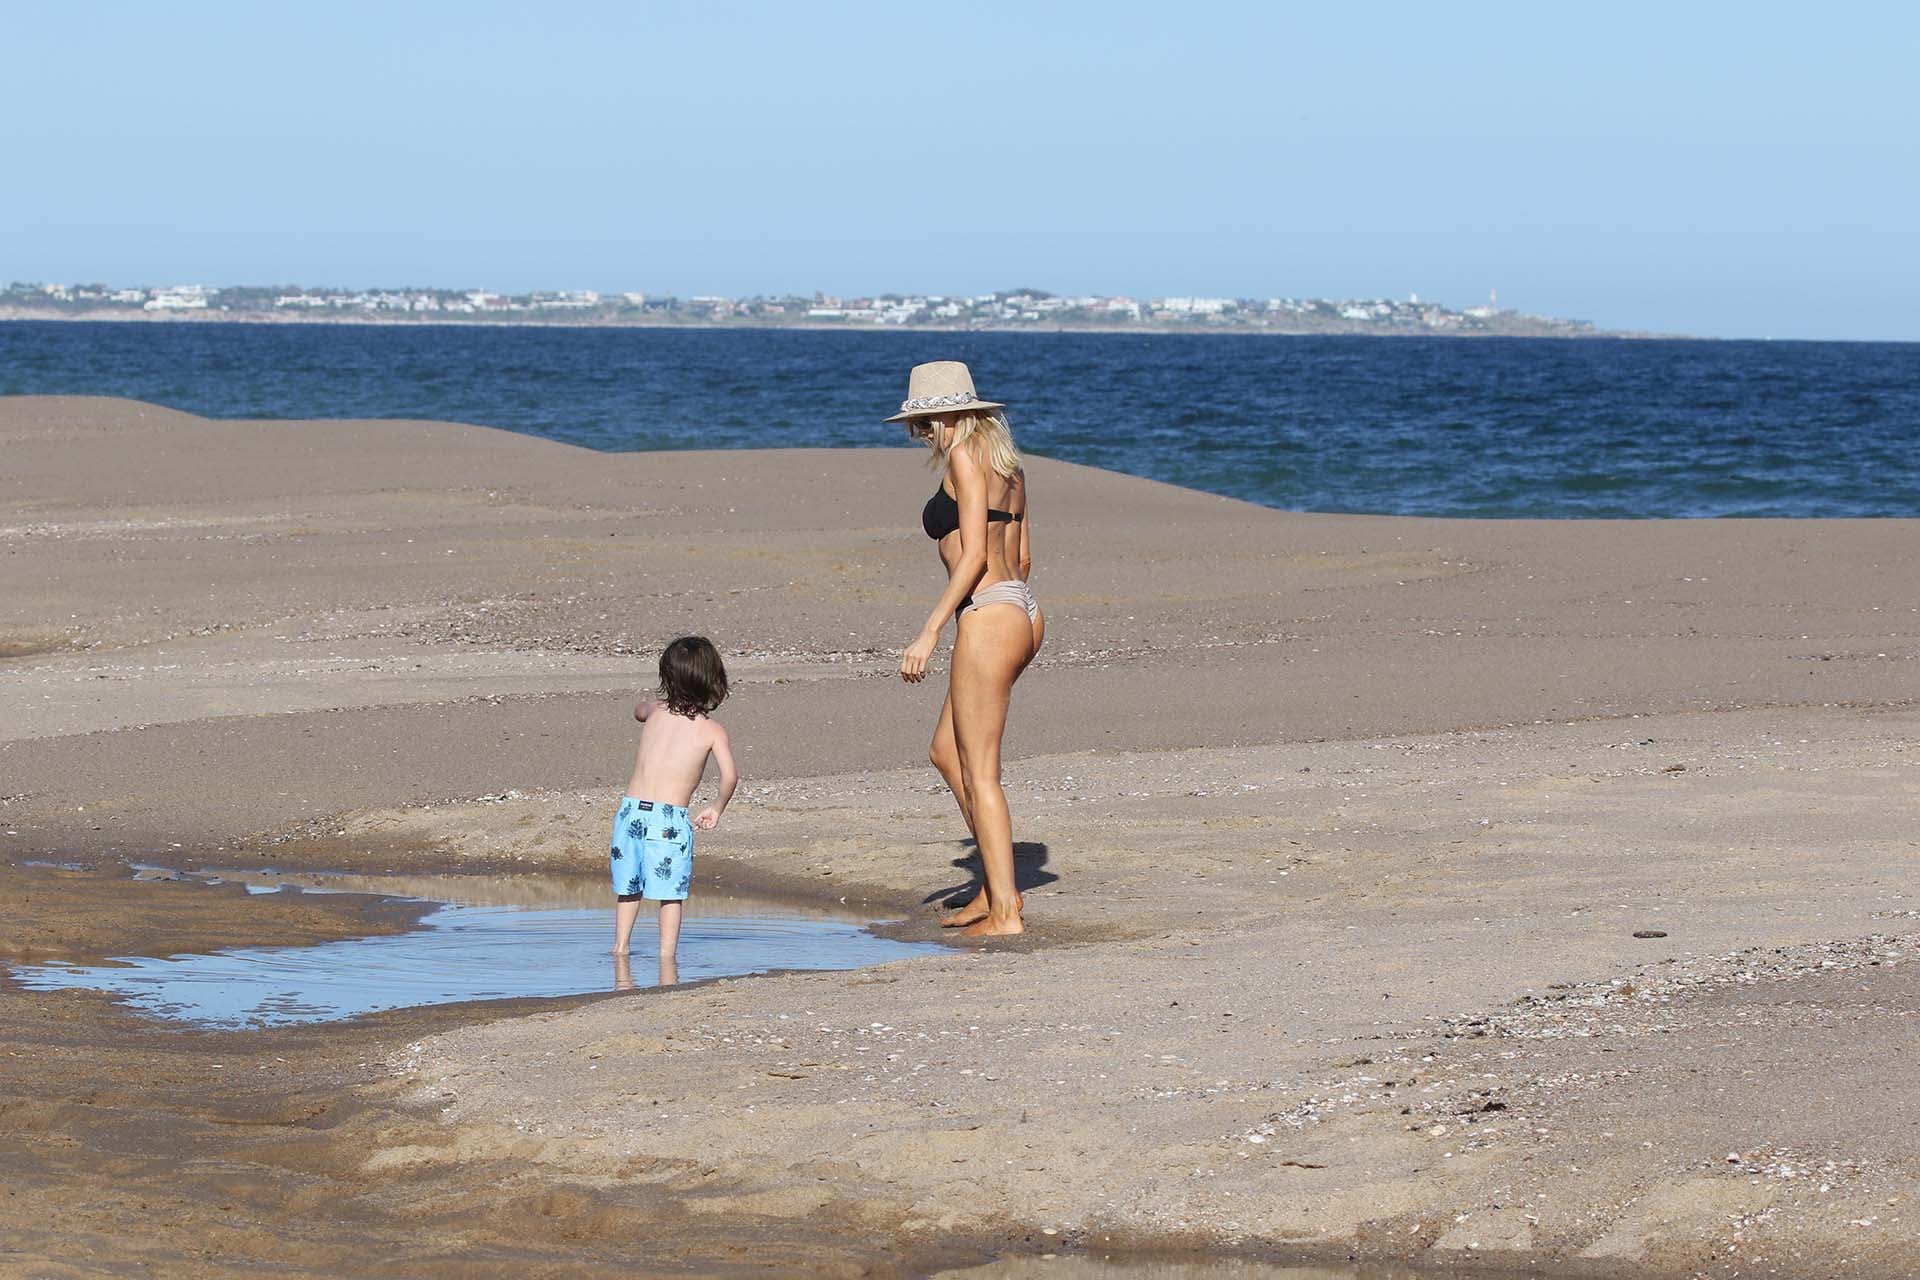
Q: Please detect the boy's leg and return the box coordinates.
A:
[658,900,684,959]
[612,898,644,955]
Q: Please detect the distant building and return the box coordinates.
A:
[1157,297,1231,316]
[532,290,601,309]
[145,286,211,311]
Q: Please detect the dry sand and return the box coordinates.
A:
[2,394,1916,1278]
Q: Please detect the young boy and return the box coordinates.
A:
[610,636,738,961]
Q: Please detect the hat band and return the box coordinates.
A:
[898,390,986,414]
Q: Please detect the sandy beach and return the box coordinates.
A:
[3,394,1916,1277]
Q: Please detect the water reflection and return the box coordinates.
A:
[10,868,934,1028]
[611,952,680,990]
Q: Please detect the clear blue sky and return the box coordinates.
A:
[4,2,1915,339]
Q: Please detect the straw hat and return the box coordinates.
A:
[883,360,1005,423]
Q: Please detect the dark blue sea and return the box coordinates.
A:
[3,321,1916,517]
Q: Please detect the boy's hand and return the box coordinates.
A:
[693,807,720,830]
[635,692,658,721]
[899,629,938,683]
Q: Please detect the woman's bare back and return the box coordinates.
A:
[936,468,1029,588]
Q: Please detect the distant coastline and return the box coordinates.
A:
[0,281,1635,339]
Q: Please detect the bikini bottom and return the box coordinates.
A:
[958,579,1038,622]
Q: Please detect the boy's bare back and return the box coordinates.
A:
[628,694,735,824]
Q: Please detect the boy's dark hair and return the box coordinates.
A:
[659,635,728,717]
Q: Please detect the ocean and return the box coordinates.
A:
[3,320,1916,518]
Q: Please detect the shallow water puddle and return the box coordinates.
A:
[10,867,937,1029]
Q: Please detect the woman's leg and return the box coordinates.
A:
[931,691,976,830]
[950,604,1035,937]
[939,608,1043,925]
[931,692,990,926]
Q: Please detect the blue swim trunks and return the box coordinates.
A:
[609,798,694,902]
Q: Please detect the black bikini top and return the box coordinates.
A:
[922,486,1023,541]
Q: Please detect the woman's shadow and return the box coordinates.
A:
[922,838,1058,910]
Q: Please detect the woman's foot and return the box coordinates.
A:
[940,891,989,927]
[942,889,1020,928]
[958,910,1024,938]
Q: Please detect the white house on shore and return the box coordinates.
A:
[145,286,211,311]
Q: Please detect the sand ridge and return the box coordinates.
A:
[2,395,1917,1277]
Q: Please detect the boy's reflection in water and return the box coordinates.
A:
[612,953,680,991]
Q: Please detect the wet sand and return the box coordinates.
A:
[2,394,1916,1277]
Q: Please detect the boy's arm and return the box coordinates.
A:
[694,723,739,828]
[635,692,658,721]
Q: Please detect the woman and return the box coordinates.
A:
[890,361,1044,937]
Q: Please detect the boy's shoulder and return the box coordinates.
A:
[665,708,726,738]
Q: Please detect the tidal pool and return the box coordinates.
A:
[10,867,938,1029]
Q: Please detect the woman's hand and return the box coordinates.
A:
[899,629,939,683]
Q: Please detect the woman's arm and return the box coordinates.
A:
[925,444,990,631]
[900,445,989,683]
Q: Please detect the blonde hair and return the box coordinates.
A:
[925,410,1022,478]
